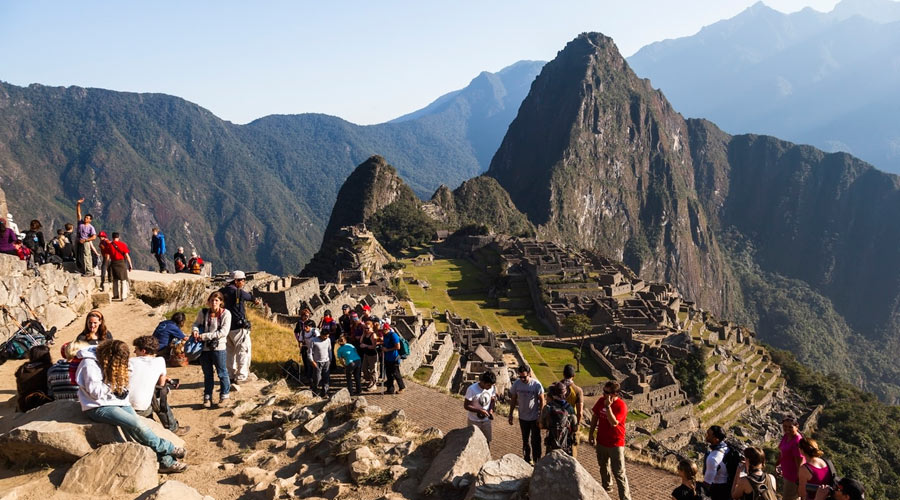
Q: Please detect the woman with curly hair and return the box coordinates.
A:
[75,339,187,473]
[192,291,231,408]
[75,310,113,344]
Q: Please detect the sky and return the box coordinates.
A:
[0,1,841,125]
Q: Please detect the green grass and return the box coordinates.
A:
[628,410,650,421]
[518,341,609,387]
[413,366,433,383]
[400,257,550,336]
[437,353,460,387]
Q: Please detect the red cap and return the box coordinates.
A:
[362,304,371,311]
[99,231,108,238]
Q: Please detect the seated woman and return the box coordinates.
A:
[75,339,187,473]
[173,247,187,273]
[75,310,114,344]
[47,342,87,401]
[0,219,18,256]
[187,251,204,275]
[15,345,53,411]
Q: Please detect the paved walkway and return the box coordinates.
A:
[358,380,674,500]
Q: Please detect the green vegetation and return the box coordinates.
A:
[413,366,433,383]
[770,348,900,499]
[673,345,707,401]
[437,353,460,388]
[368,198,439,253]
[518,341,609,387]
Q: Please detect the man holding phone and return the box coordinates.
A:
[464,371,497,445]
[588,380,632,500]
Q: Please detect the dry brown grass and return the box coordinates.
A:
[247,308,299,380]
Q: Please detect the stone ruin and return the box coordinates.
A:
[445,311,514,397]
[301,224,394,285]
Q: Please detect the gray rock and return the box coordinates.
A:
[418,425,491,494]
[239,466,275,485]
[466,453,532,500]
[529,450,609,500]
[303,412,328,434]
[139,480,215,500]
[60,443,158,495]
[325,387,352,410]
[230,401,258,419]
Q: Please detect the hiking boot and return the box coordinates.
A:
[202,398,212,409]
[159,461,188,474]
[171,447,187,459]
[174,425,191,437]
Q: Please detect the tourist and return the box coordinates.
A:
[23,219,46,265]
[778,416,805,500]
[338,304,353,344]
[813,478,864,500]
[192,291,231,408]
[561,363,584,457]
[336,335,362,395]
[173,246,187,273]
[12,241,33,270]
[381,321,405,395]
[540,382,576,456]
[293,312,315,381]
[798,438,834,499]
[672,459,702,500]
[51,228,72,261]
[702,425,731,500]
[508,364,545,463]
[220,270,257,387]
[107,232,133,300]
[0,219,18,255]
[348,310,364,347]
[75,340,187,473]
[128,336,189,436]
[47,341,85,401]
[14,344,53,412]
[318,309,341,368]
[309,325,332,397]
[75,309,114,344]
[61,223,76,260]
[153,312,187,358]
[75,198,98,276]
[187,251,203,274]
[360,303,372,323]
[464,371,497,444]
[97,231,111,292]
[359,320,379,388]
[150,228,168,273]
[589,380,632,500]
[731,446,776,499]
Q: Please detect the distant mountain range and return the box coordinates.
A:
[628,0,900,173]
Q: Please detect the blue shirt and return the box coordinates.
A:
[152,320,186,350]
[337,343,361,365]
[383,331,401,362]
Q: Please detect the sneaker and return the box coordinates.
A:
[218,394,231,407]
[171,447,187,459]
[203,399,212,409]
[174,425,191,437]
[159,461,188,474]
[99,285,105,292]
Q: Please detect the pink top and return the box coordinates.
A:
[779,433,804,482]
[804,463,833,500]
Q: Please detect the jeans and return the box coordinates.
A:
[227,328,251,383]
[86,405,176,467]
[596,444,632,500]
[200,349,230,399]
[384,359,405,393]
[312,361,330,395]
[345,360,362,394]
[155,253,168,272]
[362,354,377,385]
[519,418,542,462]
[100,257,109,286]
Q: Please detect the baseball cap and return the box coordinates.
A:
[99,231,108,238]
[231,270,246,280]
[362,304,371,312]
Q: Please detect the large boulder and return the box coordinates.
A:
[418,425,491,494]
[0,400,185,465]
[465,453,533,500]
[138,480,215,500]
[529,450,609,500]
[60,442,158,494]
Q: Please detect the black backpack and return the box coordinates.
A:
[544,400,576,454]
[721,441,744,486]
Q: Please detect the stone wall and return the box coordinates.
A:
[399,319,437,377]
[424,333,455,386]
[0,255,96,338]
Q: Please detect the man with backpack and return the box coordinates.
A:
[219,270,258,388]
[703,425,737,500]
[508,364,545,464]
[381,324,405,394]
[560,364,584,457]
[540,382,576,456]
[150,228,168,273]
[588,380,632,500]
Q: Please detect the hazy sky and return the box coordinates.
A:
[0,1,840,125]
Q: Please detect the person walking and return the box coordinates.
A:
[540,382,576,456]
[150,228,168,273]
[561,364,584,457]
[798,438,834,500]
[336,335,362,395]
[75,198,97,276]
[778,416,805,500]
[220,270,257,387]
[107,232,133,301]
[293,317,317,383]
[464,371,497,445]
[75,340,187,473]
[381,324,405,395]
[192,291,231,408]
[702,426,731,500]
[589,380,632,500]
[508,364,544,463]
[97,231,111,292]
[309,327,332,397]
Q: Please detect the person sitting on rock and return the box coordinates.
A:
[187,251,204,275]
[0,219,18,256]
[75,339,187,473]
[153,312,187,359]
[75,309,114,344]
[15,344,53,412]
[128,336,189,437]
[23,219,46,265]
[173,247,187,273]
[47,341,86,402]
[336,335,362,395]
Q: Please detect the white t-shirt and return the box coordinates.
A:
[128,356,166,412]
[465,382,496,422]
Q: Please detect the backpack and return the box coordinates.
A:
[746,472,778,500]
[183,338,203,361]
[397,333,410,359]
[720,441,744,486]
[1,329,47,361]
[544,400,576,454]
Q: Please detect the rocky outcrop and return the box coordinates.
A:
[129,271,210,311]
[139,480,215,500]
[529,450,609,500]
[301,224,394,283]
[424,176,534,237]
[60,442,158,494]
[0,400,184,465]
[418,425,492,494]
[465,453,533,500]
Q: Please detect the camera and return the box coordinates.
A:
[204,338,220,350]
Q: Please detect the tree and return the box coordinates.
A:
[564,314,591,372]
